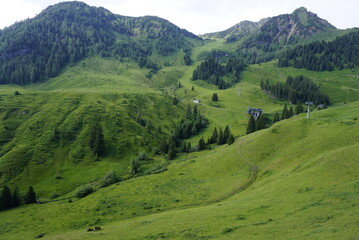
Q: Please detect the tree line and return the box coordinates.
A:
[192,56,246,89]
[0,185,37,211]
[246,102,305,134]
[261,76,330,105]
[278,31,359,71]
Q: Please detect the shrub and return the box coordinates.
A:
[99,171,120,188]
[75,185,94,198]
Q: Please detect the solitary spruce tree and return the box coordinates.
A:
[25,186,37,204]
[212,93,218,101]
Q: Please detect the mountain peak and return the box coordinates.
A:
[293,7,308,14]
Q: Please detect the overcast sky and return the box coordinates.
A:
[0,0,358,34]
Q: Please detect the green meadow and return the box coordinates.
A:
[0,39,358,239]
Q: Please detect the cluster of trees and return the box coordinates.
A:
[209,126,235,145]
[272,103,304,124]
[261,76,330,105]
[278,31,359,71]
[148,104,209,161]
[246,114,266,134]
[184,125,235,153]
[192,56,246,89]
[0,185,37,211]
[246,102,306,134]
[0,2,199,85]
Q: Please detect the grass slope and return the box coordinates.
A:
[1,39,359,239]
[0,89,184,197]
[1,100,357,240]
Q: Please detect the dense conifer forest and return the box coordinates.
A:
[278,30,359,71]
[261,76,330,105]
[192,56,246,89]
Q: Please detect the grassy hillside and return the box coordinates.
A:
[0,87,186,197]
[1,99,358,240]
[1,36,359,239]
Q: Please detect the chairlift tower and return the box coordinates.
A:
[247,107,263,120]
[305,101,313,119]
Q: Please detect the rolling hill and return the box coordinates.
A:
[0,2,358,240]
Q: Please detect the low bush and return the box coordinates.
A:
[99,171,120,188]
[75,185,94,198]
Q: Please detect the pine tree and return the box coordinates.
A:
[246,115,256,134]
[210,127,218,144]
[281,104,289,120]
[289,105,294,117]
[212,93,218,101]
[223,125,231,143]
[0,185,13,210]
[295,102,304,114]
[217,128,225,145]
[12,185,21,207]
[191,86,194,91]
[25,186,37,204]
[227,134,235,145]
[198,137,206,151]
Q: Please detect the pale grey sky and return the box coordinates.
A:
[0,0,358,34]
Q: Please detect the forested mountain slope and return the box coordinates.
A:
[0,1,200,85]
[278,30,359,71]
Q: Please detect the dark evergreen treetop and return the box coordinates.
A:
[0,1,201,85]
[278,30,359,71]
[25,186,37,204]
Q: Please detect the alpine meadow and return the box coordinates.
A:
[0,2,358,239]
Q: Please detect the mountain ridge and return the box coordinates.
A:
[202,6,335,41]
